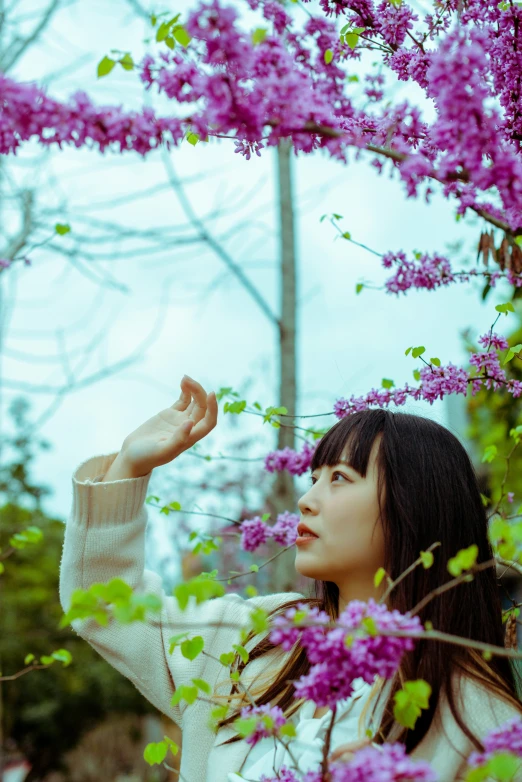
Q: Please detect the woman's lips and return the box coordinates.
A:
[295,531,319,546]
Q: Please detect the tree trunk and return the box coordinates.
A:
[267,138,299,593]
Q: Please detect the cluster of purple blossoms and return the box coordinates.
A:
[239,703,286,746]
[467,715,522,771]
[264,441,316,476]
[239,511,299,552]
[379,250,522,295]
[269,599,422,709]
[3,0,522,229]
[260,745,436,782]
[329,743,437,782]
[259,332,522,479]
[260,768,321,782]
[257,718,522,781]
[331,332,522,420]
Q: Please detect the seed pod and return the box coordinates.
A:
[505,612,518,650]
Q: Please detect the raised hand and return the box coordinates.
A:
[115,375,218,478]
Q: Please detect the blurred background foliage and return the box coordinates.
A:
[0,398,173,782]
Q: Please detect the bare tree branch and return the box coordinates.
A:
[2,189,33,258]
[1,0,62,72]
[162,151,280,328]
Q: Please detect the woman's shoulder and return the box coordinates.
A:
[451,670,522,737]
[410,671,522,780]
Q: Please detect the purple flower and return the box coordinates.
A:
[467,715,522,769]
[329,742,438,781]
[239,703,286,746]
[270,599,422,709]
[271,511,299,546]
[239,516,271,552]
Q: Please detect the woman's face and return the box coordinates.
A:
[295,436,386,606]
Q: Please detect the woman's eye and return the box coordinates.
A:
[309,471,350,486]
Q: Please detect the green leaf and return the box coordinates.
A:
[24,653,35,665]
[40,655,55,665]
[220,652,235,666]
[248,606,268,634]
[51,648,72,667]
[0,562,4,575]
[97,56,116,78]
[144,740,168,765]
[362,616,378,636]
[173,575,225,611]
[192,677,212,695]
[280,722,296,737]
[345,32,359,49]
[165,36,175,49]
[393,680,431,730]
[430,357,441,367]
[342,231,351,240]
[249,564,259,573]
[356,283,364,294]
[482,444,498,464]
[234,716,258,738]
[170,684,198,706]
[232,644,249,664]
[420,550,434,569]
[495,302,515,315]
[173,26,191,47]
[168,633,188,654]
[181,636,204,661]
[413,369,421,381]
[245,585,258,598]
[411,346,426,359]
[55,223,71,235]
[156,22,170,41]
[224,400,247,414]
[405,346,412,356]
[119,53,134,71]
[252,27,267,45]
[381,378,394,389]
[324,49,334,64]
[503,344,522,364]
[447,544,479,577]
[374,566,386,587]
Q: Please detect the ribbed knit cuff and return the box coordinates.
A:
[71,452,153,528]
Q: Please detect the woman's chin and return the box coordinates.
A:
[294,551,328,580]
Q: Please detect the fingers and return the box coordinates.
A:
[173,375,207,424]
[329,738,370,763]
[190,390,218,441]
[173,375,218,443]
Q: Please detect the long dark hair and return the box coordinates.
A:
[217,409,522,753]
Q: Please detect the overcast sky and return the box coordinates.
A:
[0,0,508,582]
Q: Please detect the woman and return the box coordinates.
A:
[59,375,522,781]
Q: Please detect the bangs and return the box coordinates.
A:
[310,410,387,477]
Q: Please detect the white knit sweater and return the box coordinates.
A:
[59,452,522,782]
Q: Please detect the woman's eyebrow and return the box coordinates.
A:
[313,461,355,471]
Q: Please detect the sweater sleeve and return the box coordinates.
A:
[59,452,302,728]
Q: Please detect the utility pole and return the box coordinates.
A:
[0,0,5,768]
[268,138,299,593]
